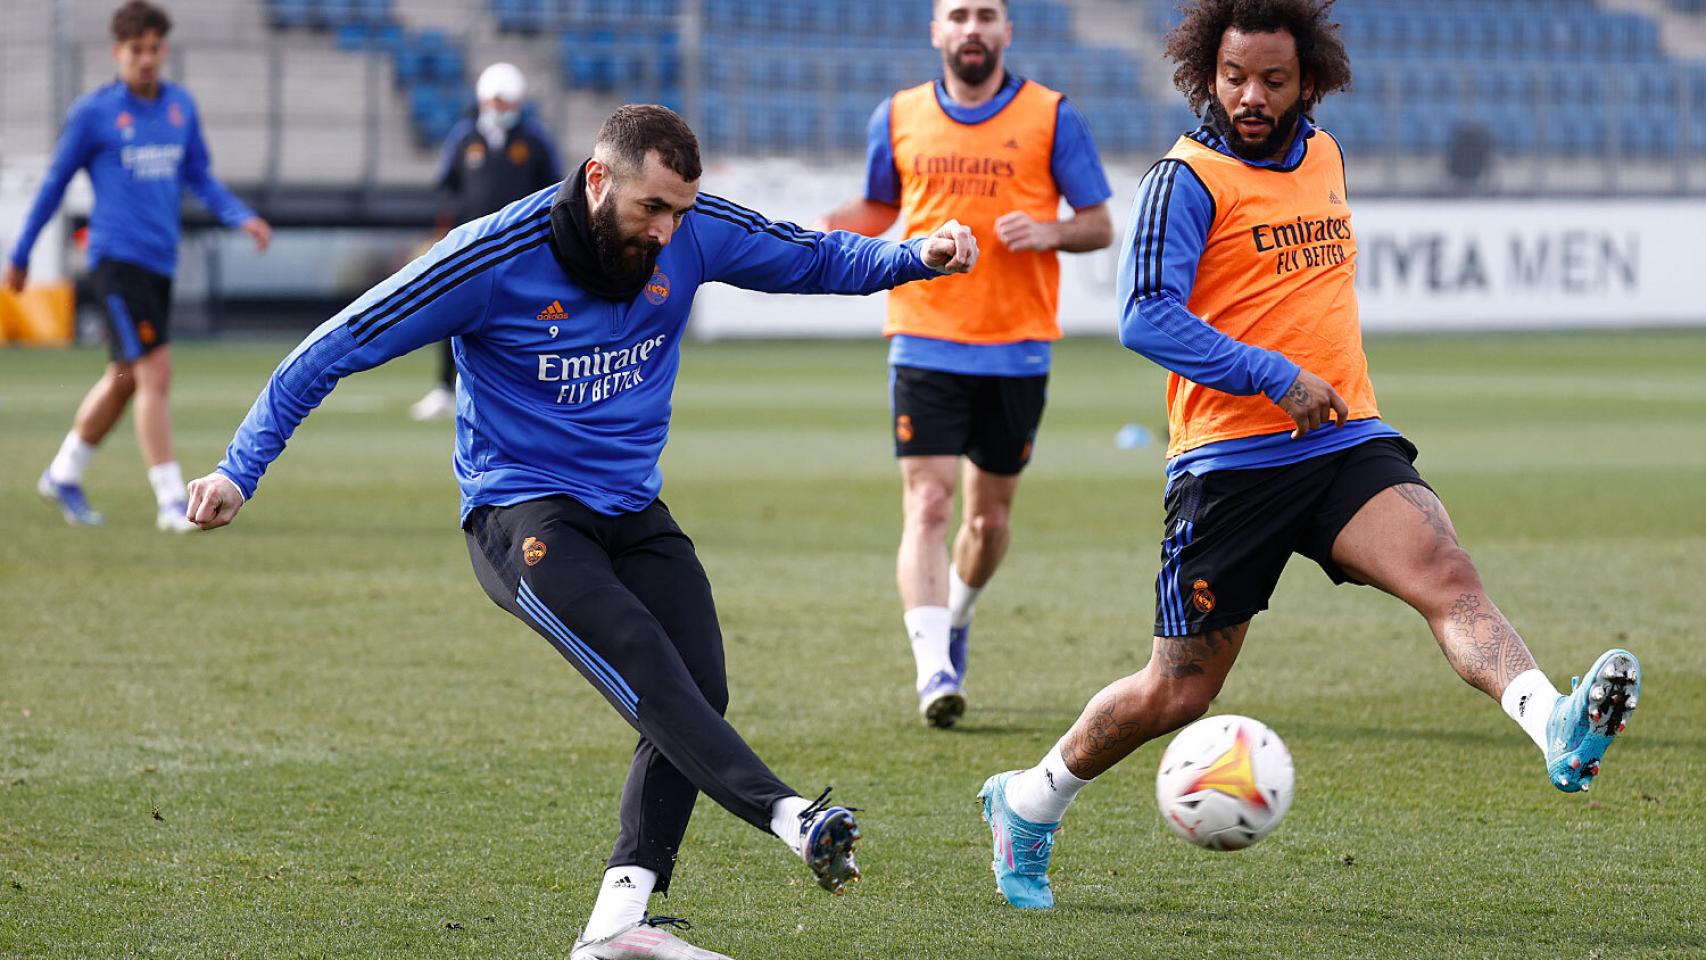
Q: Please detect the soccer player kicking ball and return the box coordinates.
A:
[977,0,1642,910]
[7,1,271,532]
[185,106,977,959]
[819,0,1113,729]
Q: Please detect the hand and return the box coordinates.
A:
[1275,369,1349,439]
[994,211,1059,252]
[809,216,832,233]
[241,217,273,253]
[186,472,246,530]
[2,263,25,294]
[920,219,978,274]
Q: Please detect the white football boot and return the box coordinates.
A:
[570,917,732,960]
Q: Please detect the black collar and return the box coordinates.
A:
[548,161,652,303]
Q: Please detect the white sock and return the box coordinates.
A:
[1501,668,1562,755]
[147,461,186,509]
[947,564,982,629]
[48,432,96,484]
[581,866,657,942]
[904,606,954,690]
[1005,742,1092,824]
[770,795,812,856]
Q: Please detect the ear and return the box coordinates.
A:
[586,158,610,204]
[1302,75,1316,106]
[930,19,945,51]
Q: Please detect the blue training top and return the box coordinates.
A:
[8,80,255,278]
[1116,116,1399,487]
[864,72,1112,377]
[216,186,943,520]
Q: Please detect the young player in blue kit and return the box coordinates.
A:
[6,1,271,532]
[184,106,978,960]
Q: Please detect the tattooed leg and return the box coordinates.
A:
[1058,623,1248,780]
[1332,483,1539,700]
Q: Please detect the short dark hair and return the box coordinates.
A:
[594,105,702,183]
[932,0,1009,12]
[1165,0,1352,114]
[111,0,171,42]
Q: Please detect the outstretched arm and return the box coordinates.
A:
[692,194,974,295]
[190,224,510,527]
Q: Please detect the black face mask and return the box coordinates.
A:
[549,162,663,302]
[1207,98,1306,162]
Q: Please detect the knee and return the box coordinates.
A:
[106,364,137,397]
[963,507,1010,545]
[1151,684,1216,736]
[1422,543,1485,610]
[133,357,171,395]
[1127,665,1221,737]
[903,481,954,533]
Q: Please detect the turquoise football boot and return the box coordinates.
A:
[978,770,1059,909]
[1546,649,1641,793]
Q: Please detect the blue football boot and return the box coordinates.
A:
[948,623,970,681]
[919,669,965,728]
[796,788,861,894]
[978,770,1059,909]
[1546,649,1641,793]
[37,470,103,526]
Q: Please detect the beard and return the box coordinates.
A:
[947,40,1001,86]
[590,196,662,291]
[1208,98,1306,161]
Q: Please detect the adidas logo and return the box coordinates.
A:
[1044,770,1056,792]
[613,875,637,890]
[537,299,568,321]
[1328,190,1343,205]
[1517,693,1531,717]
[1003,138,1020,150]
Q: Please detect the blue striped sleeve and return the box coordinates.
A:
[214,213,538,498]
[1115,160,1299,402]
[691,193,936,294]
[7,96,97,270]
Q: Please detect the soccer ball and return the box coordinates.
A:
[1155,714,1294,851]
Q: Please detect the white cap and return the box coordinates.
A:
[477,62,527,103]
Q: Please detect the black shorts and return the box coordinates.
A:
[89,258,173,363]
[1153,436,1428,637]
[890,365,1047,475]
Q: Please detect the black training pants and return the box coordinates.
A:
[465,495,796,892]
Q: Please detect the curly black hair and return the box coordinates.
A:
[1164,0,1352,114]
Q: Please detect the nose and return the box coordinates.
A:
[649,216,673,246]
[1238,81,1268,113]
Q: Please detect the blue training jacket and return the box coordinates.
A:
[8,81,255,278]
[216,186,942,520]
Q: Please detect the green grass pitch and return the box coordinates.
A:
[2,331,1704,958]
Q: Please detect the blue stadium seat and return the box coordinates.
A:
[268,0,312,29]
